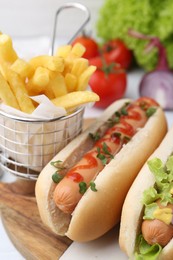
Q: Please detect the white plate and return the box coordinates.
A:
[60,225,128,260]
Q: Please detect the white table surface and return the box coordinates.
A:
[1,68,173,260]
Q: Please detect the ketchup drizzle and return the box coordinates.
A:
[65,98,157,185]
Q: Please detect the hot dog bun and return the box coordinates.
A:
[36,98,167,242]
[119,125,173,260]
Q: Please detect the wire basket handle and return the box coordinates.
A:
[49,2,90,55]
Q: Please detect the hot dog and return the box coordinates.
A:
[35,97,167,242]
[119,126,173,260]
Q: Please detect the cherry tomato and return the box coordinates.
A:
[72,35,99,60]
[101,39,132,69]
[89,65,127,109]
[89,56,104,69]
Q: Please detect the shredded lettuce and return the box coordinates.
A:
[96,0,173,71]
[135,235,162,260]
[146,157,173,204]
[143,203,158,220]
[142,187,159,205]
[135,155,173,259]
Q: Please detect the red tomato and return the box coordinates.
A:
[89,66,127,109]
[72,35,99,59]
[89,56,104,69]
[101,39,132,69]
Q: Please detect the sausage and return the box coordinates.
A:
[142,201,173,246]
[53,100,153,214]
[142,219,173,246]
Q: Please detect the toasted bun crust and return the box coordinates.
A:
[35,99,167,242]
[119,125,173,260]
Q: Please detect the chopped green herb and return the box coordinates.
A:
[146,107,157,117]
[97,151,108,165]
[90,181,97,192]
[112,132,121,138]
[115,111,121,117]
[123,136,131,143]
[107,117,120,126]
[102,142,114,159]
[125,102,130,106]
[121,107,128,115]
[52,172,64,183]
[79,181,87,194]
[89,132,101,141]
[97,144,114,165]
[50,160,65,170]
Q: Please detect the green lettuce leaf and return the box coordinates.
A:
[96,0,173,71]
[135,155,173,258]
[142,187,159,205]
[166,155,173,180]
[147,158,167,184]
[143,203,158,220]
[135,235,162,260]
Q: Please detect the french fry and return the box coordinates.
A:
[29,55,65,72]
[62,59,73,76]
[71,58,89,77]
[65,73,77,92]
[55,45,72,58]
[6,69,35,113]
[0,71,20,110]
[32,67,50,91]
[42,71,57,99]
[10,58,34,79]
[44,87,55,100]
[44,86,55,100]
[0,32,99,114]
[71,43,86,58]
[49,73,67,97]
[51,91,99,110]
[77,65,96,91]
[0,34,18,63]
[26,80,40,96]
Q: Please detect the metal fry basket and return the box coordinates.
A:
[0,108,84,180]
[0,3,90,180]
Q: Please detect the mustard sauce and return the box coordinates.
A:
[153,207,172,225]
[170,188,173,194]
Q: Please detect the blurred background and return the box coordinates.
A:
[0,0,103,50]
[0,0,104,60]
[0,0,103,37]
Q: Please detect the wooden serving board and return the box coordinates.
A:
[0,118,95,260]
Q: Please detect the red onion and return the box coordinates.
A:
[129,29,173,110]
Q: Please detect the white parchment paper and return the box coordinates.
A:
[0,95,84,173]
